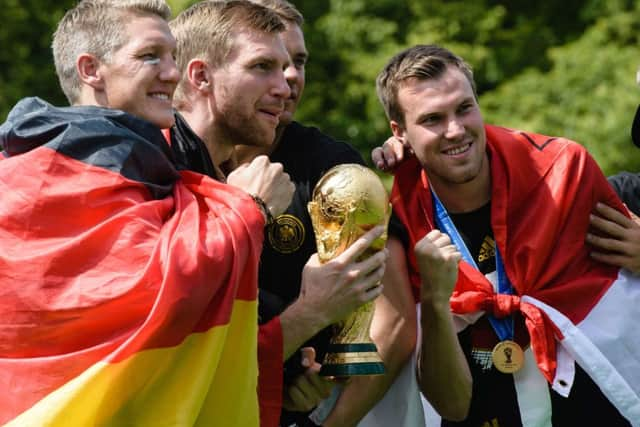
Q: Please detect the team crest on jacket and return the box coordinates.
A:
[268,214,305,253]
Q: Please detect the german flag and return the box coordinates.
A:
[0,98,263,426]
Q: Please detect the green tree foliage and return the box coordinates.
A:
[481,3,640,175]
[0,0,76,120]
[293,0,640,173]
[1,0,638,174]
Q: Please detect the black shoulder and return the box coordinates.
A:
[608,171,640,216]
[280,121,364,166]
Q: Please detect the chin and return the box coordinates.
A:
[280,112,294,126]
[143,111,175,129]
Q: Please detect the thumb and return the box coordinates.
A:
[300,346,316,368]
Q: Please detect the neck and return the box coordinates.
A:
[179,105,234,168]
[235,123,286,164]
[429,154,491,213]
[76,88,104,109]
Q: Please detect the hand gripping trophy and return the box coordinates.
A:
[308,163,391,376]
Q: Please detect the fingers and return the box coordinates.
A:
[372,137,404,171]
[371,147,387,171]
[586,232,623,253]
[337,225,385,264]
[282,368,334,412]
[300,347,317,369]
[589,203,633,238]
[416,230,461,260]
[589,250,639,274]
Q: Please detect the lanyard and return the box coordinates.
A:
[431,190,514,341]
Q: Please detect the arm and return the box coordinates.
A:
[415,230,472,421]
[587,202,640,274]
[322,237,417,427]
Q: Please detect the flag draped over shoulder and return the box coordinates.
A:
[0,98,264,426]
[391,124,640,423]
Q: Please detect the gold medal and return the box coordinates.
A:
[491,340,524,374]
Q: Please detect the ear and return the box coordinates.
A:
[186,59,213,93]
[390,120,406,144]
[76,53,105,90]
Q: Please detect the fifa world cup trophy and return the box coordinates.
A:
[308,163,391,376]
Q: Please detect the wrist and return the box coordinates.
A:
[251,194,274,226]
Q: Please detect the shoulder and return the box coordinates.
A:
[485,124,584,154]
[283,122,363,160]
[608,171,640,215]
[1,97,178,197]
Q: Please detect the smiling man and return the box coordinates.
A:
[0,1,294,425]
[376,44,639,426]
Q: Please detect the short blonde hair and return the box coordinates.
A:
[376,44,476,127]
[170,0,284,104]
[52,0,172,104]
[249,0,303,27]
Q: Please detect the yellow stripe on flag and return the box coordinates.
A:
[7,300,258,427]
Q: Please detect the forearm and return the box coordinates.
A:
[418,300,471,421]
[323,312,415,427]
[280,299,328,360]
[324,238,417,426]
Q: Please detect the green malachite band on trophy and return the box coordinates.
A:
[325,343,378,353]
[320,361,385,377]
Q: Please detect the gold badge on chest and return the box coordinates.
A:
[268,214,305,254]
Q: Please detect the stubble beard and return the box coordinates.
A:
[220,112,274,148]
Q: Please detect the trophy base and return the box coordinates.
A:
[319,343,385,377]
[320,361,385,377]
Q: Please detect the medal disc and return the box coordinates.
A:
[491,340,524,374]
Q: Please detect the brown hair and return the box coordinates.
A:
[376,44,476,127]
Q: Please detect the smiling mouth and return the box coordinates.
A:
[443,142,472,155]
[149,93,171,101]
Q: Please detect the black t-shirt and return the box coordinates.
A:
[258,122,366,385]
[443,203,630,427]
[608,171,640,216]
[258,122,405,426]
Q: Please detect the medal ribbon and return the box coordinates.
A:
[431,190,515,341]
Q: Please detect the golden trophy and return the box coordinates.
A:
[308,163,391,376]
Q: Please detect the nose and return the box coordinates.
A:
[160,54,181,85]
[284,63,299,89]
[272,69,291,100]
[445,117,465,140]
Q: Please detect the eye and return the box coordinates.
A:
[293,56,307,70]
[458,102,474,114]
[140,53,160,65]
[253,61,271,71]
[421,115,441,126]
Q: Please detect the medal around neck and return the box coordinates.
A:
[492,340,525,374]
[308,163,391,376]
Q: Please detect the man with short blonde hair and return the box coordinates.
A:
[0,1,295,425]
[52,0,171,105]
[171,0,285,107]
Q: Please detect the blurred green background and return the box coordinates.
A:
[2,0,639,175]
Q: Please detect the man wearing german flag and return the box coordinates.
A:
[0,0,295,425]
[376,44,639,426]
